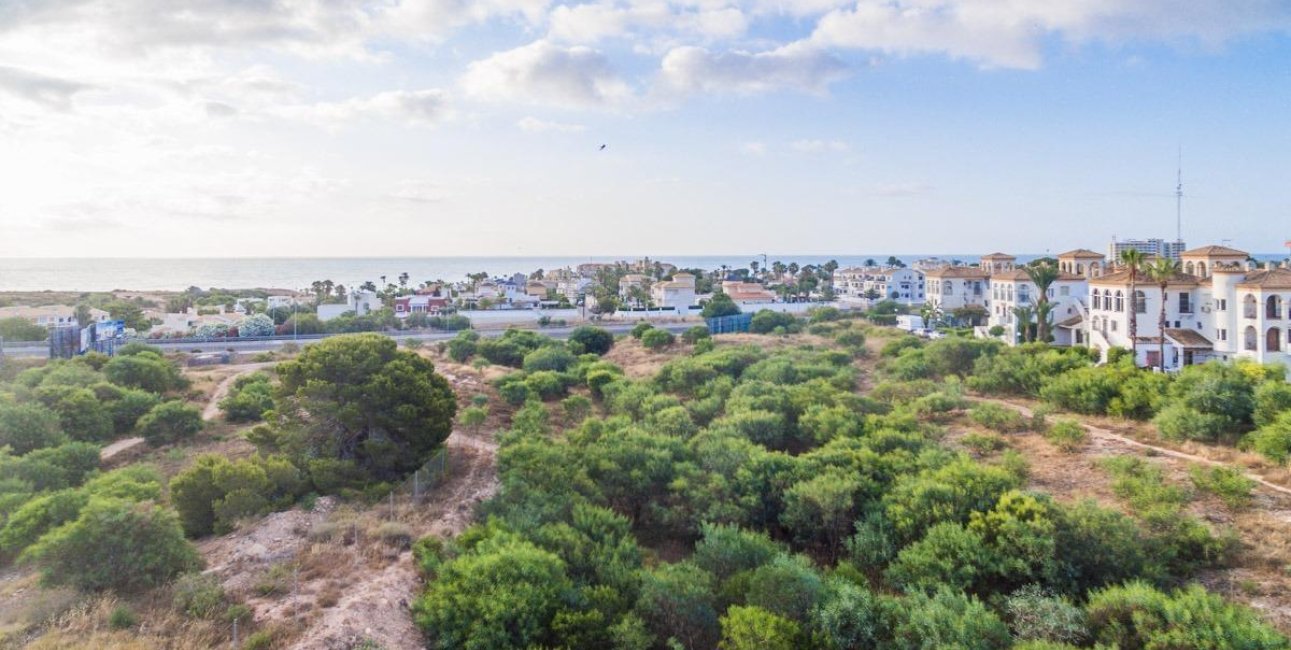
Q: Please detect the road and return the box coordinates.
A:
[0,322,696,358]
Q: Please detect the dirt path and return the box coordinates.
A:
[201,362,274,421]
[99,436,145,463]
[285,430,499,650]
[968,396,1291,499]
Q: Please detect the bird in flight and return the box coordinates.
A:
[599,144,607,151]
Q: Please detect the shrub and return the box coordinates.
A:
[1153,404,1231,442]
[0,403,67,455]
[525,371,570,401]
[891,588,1011,650]
[522,346,577,373]
[1254,381,1291,428]
[219,373,274,422]
[961,431,1007,453]
[631,322,655,339]
[1189,465,1255,510]
[749,310,799,334]
[172,573,227,618]
[108,605,137,630]
[21,498,201,592]
[1004,585,1087,645]
[701,291,740,318]
[103,352,185,393]
[969,403,1027,433]
[497,378,532,406]
[1247,411,1291,464]
[459,405,488,433]
[412,536,445,578]
[682,326,711,344]
[1045,420,1087,452]
[1085,581,1287,649]
[561,395,592,422]
[718,605,802,650]
[641,328,675,350]
[138,401,203,446]
[568,326,614,355]
[109,388,162,434]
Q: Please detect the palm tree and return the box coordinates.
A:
[1118,249,1148,365]
[1023,261,1060,343]
[1146,257,1182,371]
[1012,305,1034,343]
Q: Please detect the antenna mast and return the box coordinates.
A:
[1175,147,1183,242]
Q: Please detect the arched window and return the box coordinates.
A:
[943,281,953,296]
[1245,326,1259,351]
[1244,294,1259,319]
[1268,328,1282,353]
[1114,290,1124,313]
[1092,289,1101,310]
[1133,290,1147,314]
[1185,262,1194,274]
[1268,295,1283,320]
[1198,262,1207,277]
[1077,263,1084,274]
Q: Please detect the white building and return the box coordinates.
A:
[1079,244,1291,371]
[988,270,1089,346]
[1108,237,1187,262]
[317,290,380,321]
[0,305,109,328]
[924,265,991,314]
[833,267,925,304]
[650,273,697,310]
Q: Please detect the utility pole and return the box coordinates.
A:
[1175,146,1184,243]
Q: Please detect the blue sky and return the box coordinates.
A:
[1,1,1289,258]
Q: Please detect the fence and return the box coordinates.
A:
[389,446,451,504]
[706,313,754,334]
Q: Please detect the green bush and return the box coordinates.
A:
[718,605,802,650]
[103,352,185,394]
[640,328,675,350]
[138,401,204,446]
[630,322,655,339]
[524,371,570,401]
[522,346,577,373]
[1189,465,1255,510]
[1153,404,1231,442]
[1247,411,1291,464]
[1086,581,1287,649]
[172,573,227,618]
[170,454,305,537]
[108,388,162,434]
[21,498,201,592]
[0,403,67,455]
[1045,420,1087,452]
[961,431,1007,453]
[749,310,800,334]
[1254,381,1291,428]
[1004,585,1087,645]
[969,403,1027,433]
[219,373,274,422]
[108,605,137,630]
[682,325,711,344]
[567,326,614,355]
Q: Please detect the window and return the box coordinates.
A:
[1059,286,1069,297]
[1179,293,1191,314]
[1133,290,1146,314]
[1267,295,1283,320]
[1092,289,1101,310]
[1114,290,1124,313]
[1218,328,1228,342]
[1216,299,1227,311]
[1245,326,1258,351]
[1111,321,1118,332]
[1244,294,1259,319]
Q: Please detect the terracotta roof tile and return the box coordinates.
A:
[1182,245,1248,258]
[1236,268,1291,290]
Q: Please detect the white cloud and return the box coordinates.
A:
[461,40,633,107]
[659,43,849,95]
[810,0,1291,70]
[868,181,933,197]
[791,139,848,152]
[0,65,94,110]
[517,116,587,132]
[548,2,746,43]
[278,89,451,127]
[389,180,448,203]
[740,141,767,155]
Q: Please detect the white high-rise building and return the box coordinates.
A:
[1108,237,1187,261]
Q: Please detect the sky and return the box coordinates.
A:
[1,1,1290,259]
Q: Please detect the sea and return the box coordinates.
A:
[0,253,1285,292]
